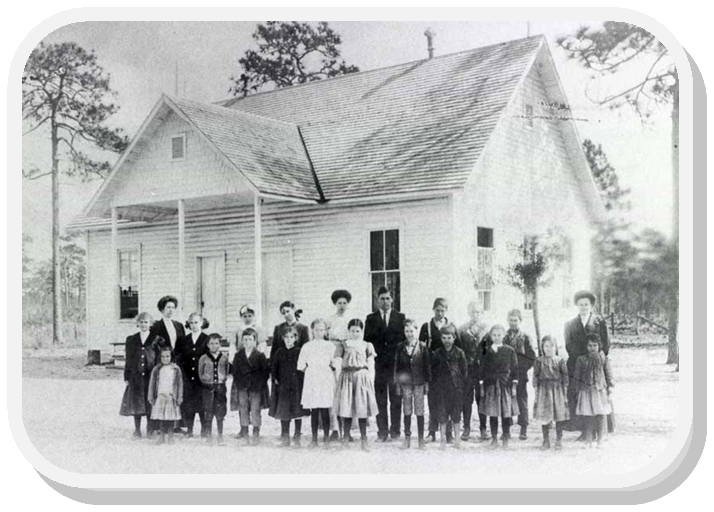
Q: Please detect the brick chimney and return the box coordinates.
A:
[424,28,436,59]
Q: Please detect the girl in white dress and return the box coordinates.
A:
[297,318,339,449]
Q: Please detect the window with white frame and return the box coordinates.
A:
[475,227,494,311]
[171,133,186,160]
[118,249,139,319]
[369,229,400,311]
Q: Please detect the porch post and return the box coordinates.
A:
[254,194,262,322]
[111,207,119,343]
[178,199,186,320]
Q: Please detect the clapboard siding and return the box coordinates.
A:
[86,197,451,351]
[453,51,595,340]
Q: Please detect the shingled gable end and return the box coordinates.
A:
[69,36,604,359]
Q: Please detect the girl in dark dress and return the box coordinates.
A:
[175,312,209,438]
[479,324,519,449]
[270,325,309,447]
[270,301,310,360]
[120,312,164,438]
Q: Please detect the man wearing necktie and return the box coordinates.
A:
[364,286,406,442]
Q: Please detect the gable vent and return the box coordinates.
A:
[171,135,186,159]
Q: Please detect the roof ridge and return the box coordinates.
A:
[169,94,299,129]
[215,35,545,107]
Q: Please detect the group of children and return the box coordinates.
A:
[121,296,614,452]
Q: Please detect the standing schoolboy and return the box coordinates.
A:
[431,324,468,450]
[270,325,310,447]
[574,333,614,449]
[230,327,270,446]
[199,333,230,445]
[364,286,405,442]
[298,319,339,449]
[532,335,569,450]
[120,312,165,438]
[479,324,519,449]
[457,301,489,441]
[503,309,536,440]
[175,312,209,438]
[394,319,431,450]
[147,348,184,445]
[419,298,460,442]
[271,301,310,360]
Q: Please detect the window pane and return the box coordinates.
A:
[477,227,493,248]
[385,229,399,270]
[119,286,139,319]
[371,272,385,311]
[370,231,384,271]
[386,272,401,312]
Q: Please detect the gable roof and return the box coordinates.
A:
[219,35,545,200]
[79,35,553,224]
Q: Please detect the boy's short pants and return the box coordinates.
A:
[437,390,462,424]
[401,384,425,416]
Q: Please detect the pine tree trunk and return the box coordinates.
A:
[667,74,679,369]
[532,287,541,356]
[51,119,63,345]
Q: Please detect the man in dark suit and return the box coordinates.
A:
[364,286,405,442]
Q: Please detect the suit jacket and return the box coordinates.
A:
[564,313,609,371]
[364,309,406,372]
[198,352,230,386]
[150,319,186,351]
[175,332,208,385]
[393,341,431,387]
[432,346,468,397]
[231,349,270,392]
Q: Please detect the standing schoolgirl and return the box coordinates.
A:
[199,333,230,445]
[479,324,519,449]
[271,301,310,360]
[298,319,339,449]
[230,327,270,445]
[270,325,310,447]
[532,335,570,450]
[574,333,614,449]
[175,312,209,438]
[327,289,353,441]
[147,347,184,444]
[333,319,379,452]
[394,319,432,450]
[120,312,165,438]
[419,298,460,442]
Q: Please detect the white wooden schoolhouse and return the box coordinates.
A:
[68,35,605,358]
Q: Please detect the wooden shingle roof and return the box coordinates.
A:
[219,35,545,200]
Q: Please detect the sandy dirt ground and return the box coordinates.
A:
[21,345,678,474]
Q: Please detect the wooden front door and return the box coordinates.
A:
[262,249,293,333]
[196,253,226,335]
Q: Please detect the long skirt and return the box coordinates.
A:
[182,379,205,416]
[151,393,182,421]
[481,381,519,418]
[334,368,379,419]
[576,387,612,416]
[533,381,569,425]
[120,375,150,416]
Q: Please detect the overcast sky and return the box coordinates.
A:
[22,21,674,260]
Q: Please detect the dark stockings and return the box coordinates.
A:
[133,416,142,433]
[489,416,512,438]
[311,409,330,441]
[342,418,368,440]
[403,415,412,436]
[281,419,303,437]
